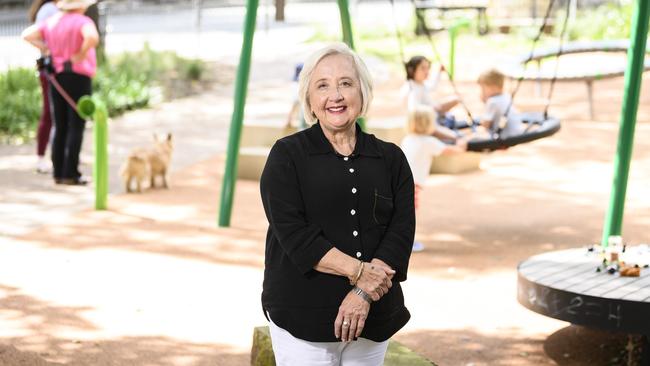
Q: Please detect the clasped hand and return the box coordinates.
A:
[335,259,395,341]
[356,259,394,301]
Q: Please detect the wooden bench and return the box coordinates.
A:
[414,0,489,35]
[251,326,436,366]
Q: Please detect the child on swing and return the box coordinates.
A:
[476,68,525,138]
[400,55,461,141]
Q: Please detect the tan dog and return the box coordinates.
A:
[120,150,150,193]
[148,133,173,189]
[120,133,173,193]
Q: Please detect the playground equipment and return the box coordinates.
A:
[413,0,489,36]
[77,96,109,210]
[236,117,481,181]
[460,0,568,151]
[391,0,562,152]
[502,40,650,119]
[44,70,109,210]
[219,0,362,227]
[466,112,561,152]
[517,0,650,359]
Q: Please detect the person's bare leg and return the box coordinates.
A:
[433,125,458,141]
[435,95,459,114]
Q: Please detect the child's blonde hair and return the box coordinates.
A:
[478,68,505,89]
[407,106,434,135]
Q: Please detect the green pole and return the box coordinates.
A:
[336,0,366,131]
[601,0,649,247]
[218,0,258,227]
[448,19,470,81]
[449,26,456,81]
[78,95,109,210]
[337,0,355,49]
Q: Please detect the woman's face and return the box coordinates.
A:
[308,53,362,133]
[413,60,430,82]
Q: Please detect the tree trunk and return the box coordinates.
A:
[85,1,106,64]
[275,0,285,22]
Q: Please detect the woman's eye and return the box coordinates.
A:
[341,81,352,87]
[317,84,328,90]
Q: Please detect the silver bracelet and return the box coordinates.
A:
[352,286,373,304]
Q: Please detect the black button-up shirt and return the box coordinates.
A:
[260,122,415,342]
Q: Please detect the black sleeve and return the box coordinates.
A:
[260,141,334,275]
[373,144,415,282]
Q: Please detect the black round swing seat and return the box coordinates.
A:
[466,112,561,152]
[502,40,650,82]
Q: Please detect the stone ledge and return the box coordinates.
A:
[238,146,479,180]
[251,326,436,366]
[430,152,481,174]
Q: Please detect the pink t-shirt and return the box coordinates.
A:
[39,12,96,78]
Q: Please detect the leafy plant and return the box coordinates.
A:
[0,68,41,142]
[1,46,205,141]
[561,2,634,41]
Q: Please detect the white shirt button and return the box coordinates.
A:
[350,209,356,215]
[344,157,349,161]
[356,252,362,258]
[351,188,357,194]
[349,168,355,173]
[353,230,358,237]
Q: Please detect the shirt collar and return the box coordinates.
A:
[305,122,381,158]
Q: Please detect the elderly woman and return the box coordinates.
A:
[260,43,415,365]
[22,0,99,185]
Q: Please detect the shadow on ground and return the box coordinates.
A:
[397,325,637,366]
[0,284,248,366]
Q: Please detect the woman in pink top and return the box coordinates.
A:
[22,0,99,185]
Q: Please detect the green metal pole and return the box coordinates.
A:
[449,27,456,81]
[218,0,258,227]
[601,0,649,247]
[336,0,366,131]
[337,0,355,49]
[448,19,470,81]
[78,95,108,210]
[93,102,108,210]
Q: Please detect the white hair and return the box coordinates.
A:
[298,43,374,125]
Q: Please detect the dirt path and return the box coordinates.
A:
[2,55,650,365]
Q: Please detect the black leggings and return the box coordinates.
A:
[49,72,92,180]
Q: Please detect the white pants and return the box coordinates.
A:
[268,318,389,366]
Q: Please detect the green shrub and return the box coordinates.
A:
[184,59,204,81]
[561,2,633,41]
[1,46,205,141]
[0,68,41,142]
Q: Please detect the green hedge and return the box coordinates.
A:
[563,2,633,41]
[0,46,204,142]
[0,68,42,142]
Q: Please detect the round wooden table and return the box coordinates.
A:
[517,246,650,334]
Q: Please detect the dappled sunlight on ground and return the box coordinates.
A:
[0,235,260,365]
[2,37,650,364]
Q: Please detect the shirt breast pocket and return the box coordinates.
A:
[373,189,394,226]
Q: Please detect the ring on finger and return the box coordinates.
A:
[343,321,350,327]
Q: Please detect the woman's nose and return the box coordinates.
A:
[329,86,343,100]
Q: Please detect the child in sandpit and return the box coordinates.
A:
[400,106,467,252]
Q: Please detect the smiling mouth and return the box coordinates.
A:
[327,106,347,113]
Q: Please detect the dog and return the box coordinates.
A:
[120,133,173,193]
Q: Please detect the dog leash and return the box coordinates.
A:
[38,57,82,111]
[44,71,79,111]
